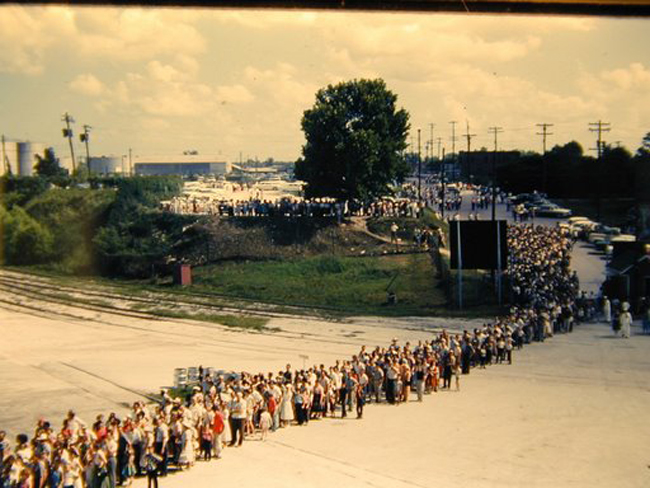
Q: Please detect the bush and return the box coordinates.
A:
[24,188,115,273]
[0,206,53,265]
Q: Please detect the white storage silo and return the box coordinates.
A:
[17,142,34,176]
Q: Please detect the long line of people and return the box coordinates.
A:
[0,223,586,488]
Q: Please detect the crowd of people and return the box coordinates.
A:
[161,194,430,221]
[1,219,603,488]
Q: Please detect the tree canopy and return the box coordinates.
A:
[295,79,410,201]
[35,147,68,179]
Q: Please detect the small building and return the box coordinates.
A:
[134,156,231,176]
[89,156,124,175]
[604,242,650,308]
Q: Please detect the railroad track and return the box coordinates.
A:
[0,269,348,321]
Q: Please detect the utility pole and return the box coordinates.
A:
[440,147,446,219]
[436,137,442,161]
[589,120,611,160]
[1,135,8,174]
[80,125,92,170]
[449,120,458,163]
[129,148,133,176]
[589,120,611,222]
[62,112,76,173]
[488,126,504,220]
[536,123,554,194]
[429,123,435,168]
[464,121,476,183]
[417,128,422,202]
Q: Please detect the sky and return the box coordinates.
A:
[1,5,649,167]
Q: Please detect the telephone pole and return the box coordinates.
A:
[464,121,476,183]
[536,123,554,193]
[488,126,504,220]
[61,112,76,172]
[429,123,435,165]
[1,135,8,174]
[436,137,442,161]
[536,123,553,154]
[449,121,458,164]
[417,128,422,202]
[589,120,610,159]
[589,120,611,222]
[80,125,92,170]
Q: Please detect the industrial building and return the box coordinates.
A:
[1,140,46,176]
[133,156,231,176]
[88,156,124,175]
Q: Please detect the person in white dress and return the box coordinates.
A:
[602,296,611,323]
[280,384,294,426]
[619,301,633,339]
[178,423,195,469]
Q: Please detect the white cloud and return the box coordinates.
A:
[0,6,75,74]
[0,6,206,76]
[69,73,106,96]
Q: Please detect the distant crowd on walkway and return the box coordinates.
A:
[4,222,645,488]
[161,182,500,222]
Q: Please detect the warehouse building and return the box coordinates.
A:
[133,156,231,176]
[88,156,124,175]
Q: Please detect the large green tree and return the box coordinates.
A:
[295,79,410,201]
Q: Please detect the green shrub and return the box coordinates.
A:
[0,206,53,265]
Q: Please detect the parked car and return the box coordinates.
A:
[592,224,621,236]
[535,204,572,218]
[610,234,637,243]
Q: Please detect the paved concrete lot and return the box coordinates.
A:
[1,301,649,487]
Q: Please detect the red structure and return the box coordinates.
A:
[174,264,192,286]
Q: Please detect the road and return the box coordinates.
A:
[437,186,607,295]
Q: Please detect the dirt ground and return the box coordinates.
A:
[1,299,649,487]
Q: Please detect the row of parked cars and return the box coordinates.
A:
[508,192,636,255]
[560,216,636,255]
[508,192,573,218]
